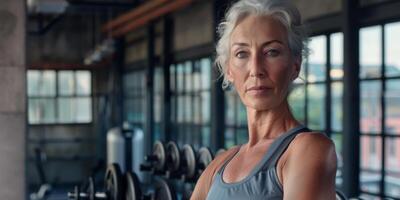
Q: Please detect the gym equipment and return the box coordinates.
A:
[165,141,181,175]
[104,164,124,200]
[30,147,52,200]
[140,141,167,174]
[125,172,142,200]
[123,171,177,200]
[107,125,145,175]
[107,128,125,171]
[180,144,197,181]
[142,141,214,183]
[196,147,213,178]
[69,163,177,200]
[336,190,347,200]
[86,177,96,200]
[151,177,177,200]
[180,147,213,200]
[68,164,123,200]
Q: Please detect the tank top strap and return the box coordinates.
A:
[217,145,242,174]
[261,125,311,170]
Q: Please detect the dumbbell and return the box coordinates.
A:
[179,144,198,182]
[181,147,214,200]
[68,163,123,200]
[140,141,215,180]
[164,141,181,178]
[162,141,197,182]
[140,140,197,182]
[69,163,177,200]
[140,141,167,174]
[165,142,214,183]
[195,147,213,179]
[125,171,177,200]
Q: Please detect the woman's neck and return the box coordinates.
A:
[246,100,299,147]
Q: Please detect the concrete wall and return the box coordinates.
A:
[27,14,100,64]
[27,125,96,185]
[173,0,214,52]
[292,0,341,21]
[0,0,26,199]
[125,29,148,65]
[124,20,163,66]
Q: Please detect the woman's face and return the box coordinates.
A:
[227,15,300,111]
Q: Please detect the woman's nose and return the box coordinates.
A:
[249,54,266,78]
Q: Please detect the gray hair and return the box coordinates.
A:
[215,0,309,89]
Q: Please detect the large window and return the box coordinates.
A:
[359,23,400,199]
[123,69,146,129]
[27,70,92,124]
[224,89,248,148]
[288,32,344,186]
[154,66,164,142]
[170,57,212,148]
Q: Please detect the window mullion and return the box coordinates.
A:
[55,70,59,124]
[326,33,332,137]
[380,24,386,197]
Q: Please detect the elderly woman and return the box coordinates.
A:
[190,0,337,199]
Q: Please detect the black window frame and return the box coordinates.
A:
[27,69,93,125]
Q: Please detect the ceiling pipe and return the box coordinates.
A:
[108,0,193,38]
[102,0,170,33]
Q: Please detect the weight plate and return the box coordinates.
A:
[104,163,123,200]
[182,184,193,200]
[153,178,177,200]
[73,186,80,200]
[197,147,213,174]
[153,141,166,172]
[166,141,181,172]
[182,144,196,180]
[125,172,142,200]
[182,190,193,200]
[87,177,95,200]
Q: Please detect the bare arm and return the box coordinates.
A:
[282,133,337,200]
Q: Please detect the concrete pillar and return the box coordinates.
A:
[0,0,26,199]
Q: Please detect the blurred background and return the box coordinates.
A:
[0,0,399,199]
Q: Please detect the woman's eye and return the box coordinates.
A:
[235,51,249,59]
[265,49,280,57]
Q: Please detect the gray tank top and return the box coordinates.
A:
[206,125,310,200]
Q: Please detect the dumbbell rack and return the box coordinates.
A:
[68,139,225,200]
[139,141,219,200]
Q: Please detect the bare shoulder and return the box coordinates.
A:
[293,132,334,148]
[289,131,337,170]
[291,132,336,152]
[282,132,337,199]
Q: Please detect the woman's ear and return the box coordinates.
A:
[291,56,301,81]
[226,65,234,83]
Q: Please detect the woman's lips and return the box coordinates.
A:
[246,86,271,92]
[246,86,272,95]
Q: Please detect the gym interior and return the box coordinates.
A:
[1,0,400,199]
